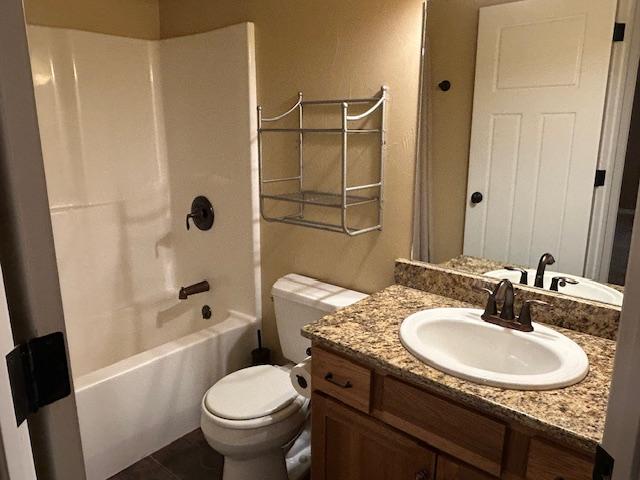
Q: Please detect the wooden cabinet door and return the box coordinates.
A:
[435,456,496,479]
[525,439,593,480]
[312,392,436,480]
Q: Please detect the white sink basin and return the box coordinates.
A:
[484,269,623,307]
[400,308,589,390]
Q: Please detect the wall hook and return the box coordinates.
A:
[438,80,451,91]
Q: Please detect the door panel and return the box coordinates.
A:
[496,15,586,90]
[482,114,522,263]
[463,0,617,275]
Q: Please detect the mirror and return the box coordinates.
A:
[420,0,639,307]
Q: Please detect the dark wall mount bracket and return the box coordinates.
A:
[613,23,626,42]
[6,332,71,426]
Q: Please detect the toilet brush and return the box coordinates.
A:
[251,329,271,366]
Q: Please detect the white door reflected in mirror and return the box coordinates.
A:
[462,0,617,275]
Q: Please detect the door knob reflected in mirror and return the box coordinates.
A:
[471,192,483,204]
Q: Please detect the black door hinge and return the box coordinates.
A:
[614,23,626,42]
[6,332,71,426]
[593,445,614,479]
[595,170,607,187]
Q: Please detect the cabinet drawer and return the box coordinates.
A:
[312,346,372,413]
[526,439,593,480]
[374,375,506,477]
[436,456,496,480]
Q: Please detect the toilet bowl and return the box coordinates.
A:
[201,274,367,480]
[201,365,309,480]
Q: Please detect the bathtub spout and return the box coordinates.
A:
[179,280,210,300]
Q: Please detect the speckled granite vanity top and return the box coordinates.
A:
[302,284,615,453]
[443,254,625,294]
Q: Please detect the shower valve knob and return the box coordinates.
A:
[186,196,215,231]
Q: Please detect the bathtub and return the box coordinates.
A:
[74,311,259,480]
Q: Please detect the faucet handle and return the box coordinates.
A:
[473,286,494,295]
[550,276,579,291]
[473,285,498,316]
[185,212,195,230]
[518,299,550,331]
[504,266,528,285]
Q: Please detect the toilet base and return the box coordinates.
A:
[285,419,311,480]
[223,449,288,480]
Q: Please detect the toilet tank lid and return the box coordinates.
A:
[272,274,368,313]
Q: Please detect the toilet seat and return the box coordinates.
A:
[203,365,307,430]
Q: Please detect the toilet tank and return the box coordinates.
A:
[272,274,368,363]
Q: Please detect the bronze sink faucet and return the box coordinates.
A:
[534,253,556,288]
[478,279,549,332]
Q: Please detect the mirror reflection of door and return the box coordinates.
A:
[462,0,617,275]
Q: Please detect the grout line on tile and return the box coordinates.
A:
[149,456,181,480]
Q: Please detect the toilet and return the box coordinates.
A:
[200,273,368,480]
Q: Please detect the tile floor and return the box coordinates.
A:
[108,429,223,480]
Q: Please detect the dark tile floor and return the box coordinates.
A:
[108,429,223,480]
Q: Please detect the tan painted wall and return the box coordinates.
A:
[160,0,424,359]
[427,0,520,263]
[23,0,160,39]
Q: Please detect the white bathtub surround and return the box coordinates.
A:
[27,23,260,377]
[158,25,261,350]
[28,22,260,479]
[76,311,258,480]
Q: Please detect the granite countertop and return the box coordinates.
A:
[302,284,615,453]
[442,254,625,294]
[441,254,506,274]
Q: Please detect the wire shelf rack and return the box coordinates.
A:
[257,86,387,236]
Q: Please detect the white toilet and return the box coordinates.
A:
[200,273,367,480]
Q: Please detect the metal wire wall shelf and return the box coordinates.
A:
[257,86,387,236]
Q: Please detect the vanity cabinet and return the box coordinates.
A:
[311,346,594,480]
[312,393,437,480]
